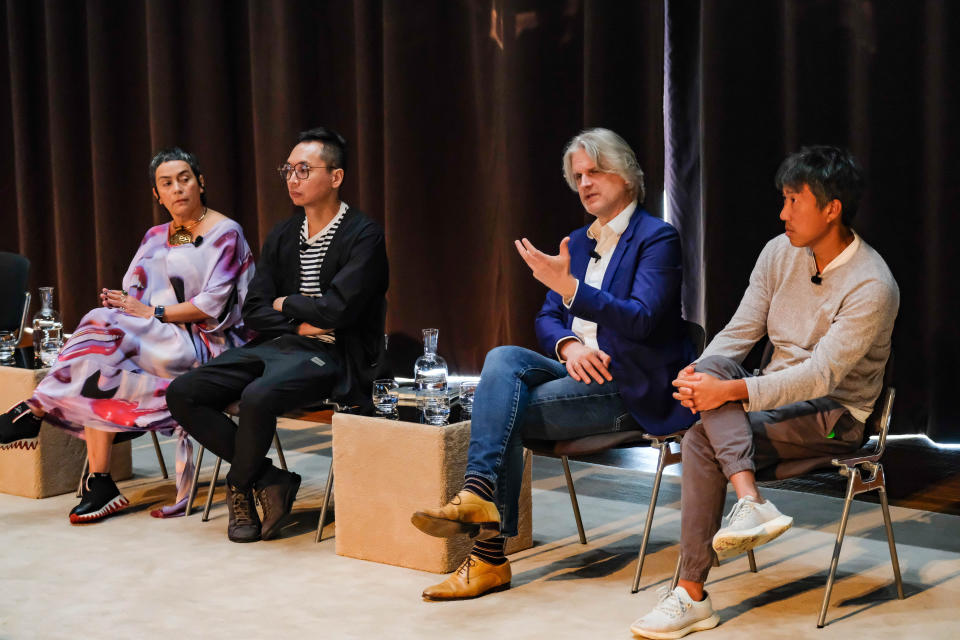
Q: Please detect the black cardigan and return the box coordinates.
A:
[242,207,389,410]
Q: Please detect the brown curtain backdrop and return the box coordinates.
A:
[0,0,664,377]
[666,0,960,442]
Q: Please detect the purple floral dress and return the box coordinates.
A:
[29,219,255,507]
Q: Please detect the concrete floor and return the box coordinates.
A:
[2,418,959,639]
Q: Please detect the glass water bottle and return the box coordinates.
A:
[32,287,63,367]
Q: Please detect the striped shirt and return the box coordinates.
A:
[299,201,348,343]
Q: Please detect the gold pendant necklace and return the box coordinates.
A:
[169,207,207,246]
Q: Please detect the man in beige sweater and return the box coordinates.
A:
[631,146,899,639]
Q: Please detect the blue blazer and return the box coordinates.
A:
[535,208,697,435]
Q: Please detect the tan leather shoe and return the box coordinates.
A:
[422,555,511,600]
[411,490,501,540]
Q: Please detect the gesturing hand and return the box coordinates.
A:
[272,297,286,312]
[560,340,613,384]
[514,237,578,300]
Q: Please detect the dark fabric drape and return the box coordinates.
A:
[0,0,663,378]
[667,0,960,441]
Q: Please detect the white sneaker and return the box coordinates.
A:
[630,586,720,639]
[712,495,793,559]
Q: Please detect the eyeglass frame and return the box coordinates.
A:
[277,161,339,181]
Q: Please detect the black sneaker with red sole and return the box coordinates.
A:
[0,401,43,450]
[70,473,130,524]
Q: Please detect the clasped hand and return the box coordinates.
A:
[672,364,728,413]
[101,288,152,319]
[561,340,613,385]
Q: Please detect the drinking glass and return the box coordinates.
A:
[422,387,450,425]
[372,379,399,417]
[458,378,479,417]
[0,331,15,363]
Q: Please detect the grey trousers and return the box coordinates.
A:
[678,355,865,583]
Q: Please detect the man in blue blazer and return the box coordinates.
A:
[411,128,696,600]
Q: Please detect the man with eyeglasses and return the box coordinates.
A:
[168,127,389,543]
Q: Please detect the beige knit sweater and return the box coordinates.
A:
[700,233,899,421]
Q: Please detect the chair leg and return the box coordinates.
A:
[150,431,168,479]
[670,553,682,590]
[560,455,587,544]
[76,458,89,497]
[747,549,758,572]
[186,445,204,517]
[315,460,334,543]
[202,456,222,522]
[273,432,287,471]
[878,485,905,599]
[817,472,857,628]
[632,443,671,592]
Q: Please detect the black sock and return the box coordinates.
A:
[472,536,507,565]
[462,474,495,502]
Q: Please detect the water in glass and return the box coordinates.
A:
[32,287,63,368]
[0,330,15,363]
[372,379,399,415]
[459,379,479,417]
[414,328,448,413]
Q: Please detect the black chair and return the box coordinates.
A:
[667,347,903,628]
[816,358,903,626]
[520,320,747,592]
[0,252,31,360]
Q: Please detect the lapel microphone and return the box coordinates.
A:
[193,236,203,247]
[811,271,822,285]
[300,242,310,251]
[589,250,601,262]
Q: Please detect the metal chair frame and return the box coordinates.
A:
[189,431,287,518]
[666,382,903,627]
[816,385,903,626]
[188,400,348,540]
[76,431,168,497]
[524,321,743,592]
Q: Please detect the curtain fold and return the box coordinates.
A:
[1,0,664,378]
[666,0,960,441]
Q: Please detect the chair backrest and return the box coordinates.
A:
[865,353,895,456]
[0,252,30,331]
[684,320,706,357]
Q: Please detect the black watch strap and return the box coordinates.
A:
[154,305,165,322]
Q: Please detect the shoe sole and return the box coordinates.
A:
[421,582,511,601]
[69,495,130,524]
[228,531,262,543]
[630,613,720,639]
[261,473,302,541]
[410,512,500,540]
[0,436,39,451]
[712,514,793,558]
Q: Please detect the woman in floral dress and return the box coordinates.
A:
[0,147,254,522]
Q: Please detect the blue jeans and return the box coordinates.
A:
[465,345,636,537]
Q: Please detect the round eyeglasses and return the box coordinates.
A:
[277,161,336,181]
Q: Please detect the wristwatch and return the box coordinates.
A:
[154,305,166,322]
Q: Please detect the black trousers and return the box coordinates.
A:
[167,335,342,488]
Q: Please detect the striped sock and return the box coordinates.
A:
[462,474,495,502]
[472,536,507,566]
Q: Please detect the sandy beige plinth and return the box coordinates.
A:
[333,413,532,573]
[0,364,131,498]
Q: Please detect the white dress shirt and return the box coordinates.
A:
[556,200,637,359]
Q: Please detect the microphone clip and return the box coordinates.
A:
[589,250,601,263]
